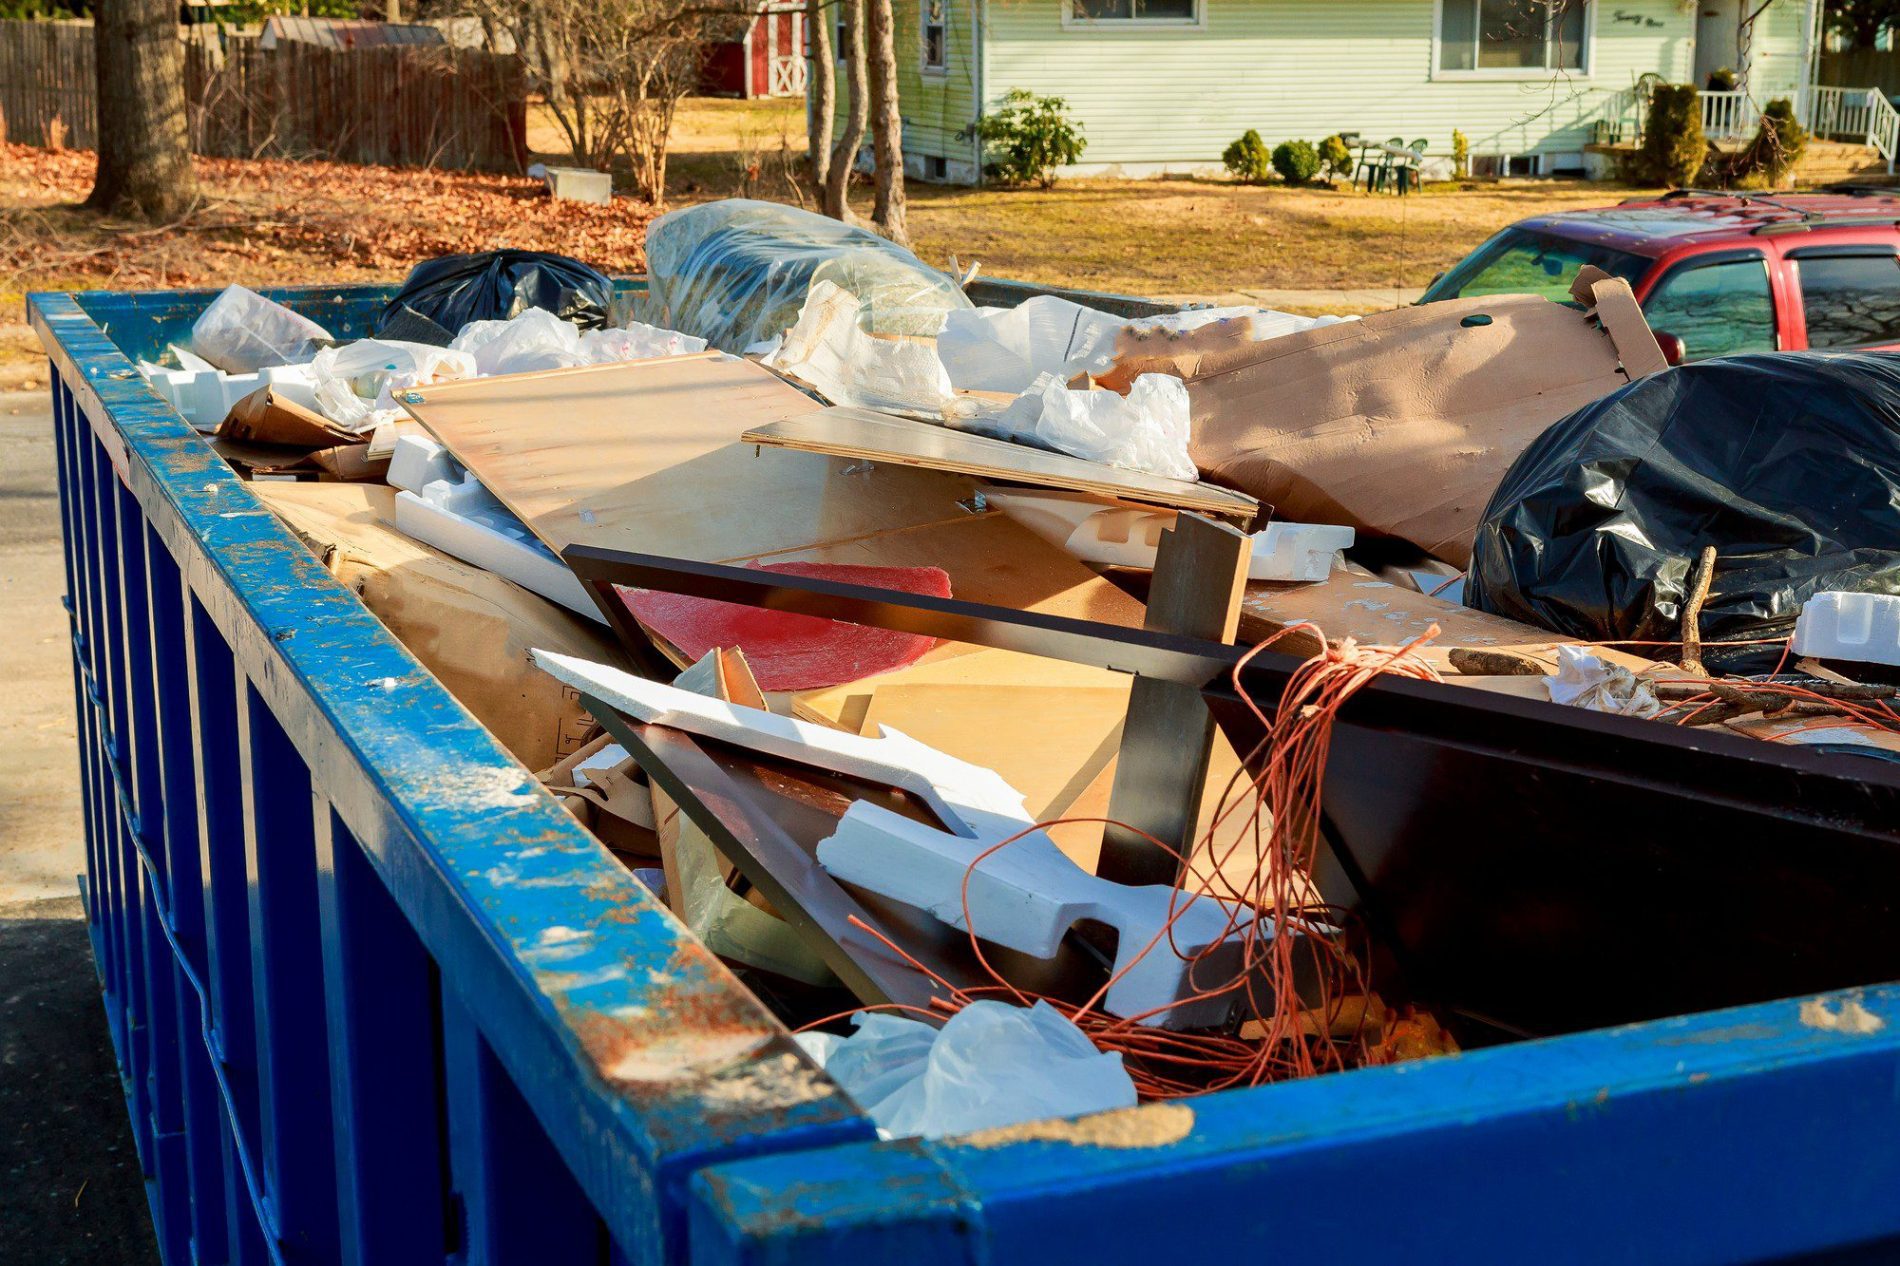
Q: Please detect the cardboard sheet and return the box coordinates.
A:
[1099,285,1667,567]
[254,482,626,770]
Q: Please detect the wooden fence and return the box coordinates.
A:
[1820,48,1900,102]
[0,19,527,172]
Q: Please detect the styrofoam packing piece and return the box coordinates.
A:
[138,361,321,432]
[527,654,1256,1028]
[387,432,465,493]
[392,487,601,621]
[1793,591,1900,666]
[982,487,1352,582]
[762,279,953,416]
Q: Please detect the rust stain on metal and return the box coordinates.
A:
[1799,995,1885,1035]
[957,1102,1195,1150]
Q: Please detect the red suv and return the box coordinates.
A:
[1420,189,1900,362]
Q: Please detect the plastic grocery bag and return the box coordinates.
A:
[968,372,1198,480]
[1468,352,1900,672]
[375,250,616,344]
[796,1001,1137,1140]
[311,339,477,430]
[451,309,712,377]
[637,198,973,352]
[579,321,707,362]
[190,285,332,373]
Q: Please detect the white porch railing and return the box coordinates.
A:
[1600,84,1900,175]
[1700,89,1758,140]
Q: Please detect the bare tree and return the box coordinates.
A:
[864,0,908,244]
[87,0,198,221]
[806,0,834,192]
[824,0,867,221]
[474,0,745,204]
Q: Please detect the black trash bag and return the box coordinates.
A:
[1468,352,1900,672]
[375,249,615,345]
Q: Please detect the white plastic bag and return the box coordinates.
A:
[763,280,952,415]
[797,1001,1137,1140]
[937,296,1125,395]
[979,372,1198,481]
[310,339,476,430]
[189,285,333,373]
[579,321,708,363]
[450,307,585,376]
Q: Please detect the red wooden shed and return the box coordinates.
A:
[700,0,807,99]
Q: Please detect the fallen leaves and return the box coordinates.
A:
[1,144,663,302]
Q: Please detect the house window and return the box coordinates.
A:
[1068,0,1199,25]
[1438,0,1588,73]
[922,0,948,71]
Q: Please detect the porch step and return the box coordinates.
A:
[1797,138,1889,181]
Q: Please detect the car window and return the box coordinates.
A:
[1641,258,1777,361]
[1422,228,1650,305]
[1797,253,1900,349]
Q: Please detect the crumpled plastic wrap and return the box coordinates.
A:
[190,285,333,373]
[795,1001,1137,1140]
[1544,646,1663,718]
[964,372,1197,481]
[1469,352,1900,672]
[637,198,973,352]
[761,280,952,415]
[451,309,711,377]
[311,339,477,430]
[940,298,1351,397]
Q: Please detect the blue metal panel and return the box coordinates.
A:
[32,281,869,1266]
[692,986,1900,1266]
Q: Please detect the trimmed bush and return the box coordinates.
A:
[1223,129,1272,183]
[1640,84,1706,188]
[1271,138,1321,185]
[1710,97,1808,188]
[1319,133,1354,182]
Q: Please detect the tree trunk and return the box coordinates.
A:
[86,0,198,221]
[386,0,403,20]
[807,0,834,192]
[865,0,908,246]
[824,0,867,221]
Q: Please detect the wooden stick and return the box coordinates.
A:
[1679,545,1717,676]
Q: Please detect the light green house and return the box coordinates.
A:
[824,0,1873,183]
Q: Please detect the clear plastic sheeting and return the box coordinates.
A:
[311,339,477,430]
[450,309,711,377]
[189,284,333,374]
[965,372,1198,481]
[795,1001,1137,1140]
[761,280,953,415]
[638,198,973,352]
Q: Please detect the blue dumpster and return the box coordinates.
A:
[30,282,1900,1266]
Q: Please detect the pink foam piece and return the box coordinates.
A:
[620,561,952,691]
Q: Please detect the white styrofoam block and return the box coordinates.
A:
[1251,521,1356,583]
[386,432,464,493]
[393,489,600,620]
[1793,591,1900,666]
[525,654,1258,1028]
[141,362,320,432]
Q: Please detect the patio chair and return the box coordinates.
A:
[1359,136,1404,192]
[1391,138,1428,195]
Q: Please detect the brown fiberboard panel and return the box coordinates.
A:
[743,405,1260,521]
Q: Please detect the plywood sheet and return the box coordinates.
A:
[743,406,1259,521]
[400,355,971,562]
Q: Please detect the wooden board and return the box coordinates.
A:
[400,355,970,563]
[742,406,1259,521]
[1238,572,1661,674]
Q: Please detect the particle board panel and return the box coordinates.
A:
[742,406,1260,521]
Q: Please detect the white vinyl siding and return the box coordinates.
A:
[979,0,1703,169]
